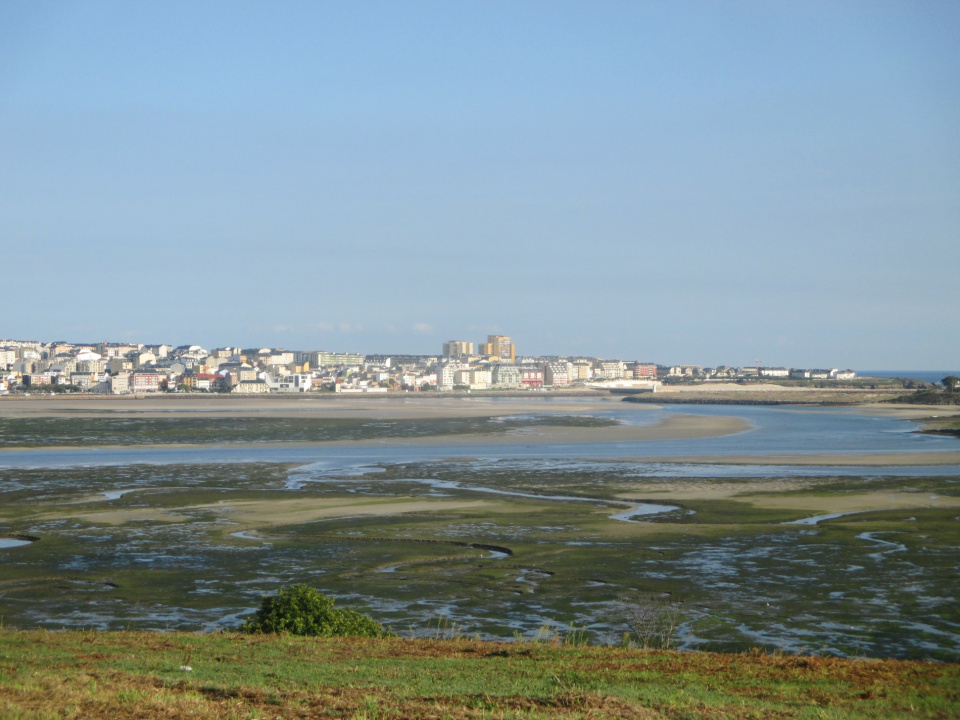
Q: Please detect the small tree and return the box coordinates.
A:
[615,592,684,650]
[943,375,959,393]
[241,584,384,637]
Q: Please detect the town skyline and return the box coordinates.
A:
[2,332,878,371]
[2,332,916,400]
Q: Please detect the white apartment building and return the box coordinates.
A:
[470,369,492,389]
[544,362,570,387]
[264,373,313,392]
[438,362,468,389]
[570,362,593,382]
[111,373,130,394]
[760,367,790,378]
[831,369,857,380]
[598,361,625,380]
[78,359,106,374]
[491,364,522,388]
[233,379,270,394]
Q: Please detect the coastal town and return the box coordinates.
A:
[0,334,860,395]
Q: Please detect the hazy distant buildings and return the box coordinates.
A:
[480,335,515,362]
[633,363,657,380]
[570,362,593,382]
[491,364,521,389]
[110,373,129,394]
[438,362,468,390]
[759,367,790,378]
[233,379,269,394]
[310,351,365,367]
[129,371,161,393]
[442,340,474,357]
[108,358,134,374]
[0,333,860,398]
[520,367,544,388]
[597,361,625,380]
[454,368,491,390]
[544,362,570,387]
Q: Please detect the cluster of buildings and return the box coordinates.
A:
[0,334,855,396]
[663,364,858,381]
[436,335,657,390]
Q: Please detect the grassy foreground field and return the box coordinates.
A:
[1,630,957,720]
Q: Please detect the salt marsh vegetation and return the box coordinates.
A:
[0,414,619,448]
[1,456,958,661]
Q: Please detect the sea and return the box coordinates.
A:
[858,370,959,384]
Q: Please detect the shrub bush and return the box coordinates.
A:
[240,584,384,637]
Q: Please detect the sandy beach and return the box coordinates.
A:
[360,413,754,445]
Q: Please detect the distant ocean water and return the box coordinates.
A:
[858,370,959,384]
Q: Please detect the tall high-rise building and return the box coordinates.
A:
[442,340,474,357]
[479,335,515,362]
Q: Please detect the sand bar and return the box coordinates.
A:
[361,413,753,445]
[614,451,960,466]
[741,491,960,513]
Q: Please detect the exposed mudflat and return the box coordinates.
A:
[1,401,958,660]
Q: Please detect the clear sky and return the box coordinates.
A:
[2,1,958,367]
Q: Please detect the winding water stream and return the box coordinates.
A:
[286,467,680,522]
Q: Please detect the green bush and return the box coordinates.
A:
[240,585,384,637]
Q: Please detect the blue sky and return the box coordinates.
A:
[2,2,958,367]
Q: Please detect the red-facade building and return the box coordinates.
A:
[520,369,544,388]
[129,371,161,393]
[633,364,658,380]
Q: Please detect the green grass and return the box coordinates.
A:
[0,630,957,719]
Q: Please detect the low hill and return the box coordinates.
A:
[1,630,957,719]
[888,389,960,406]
